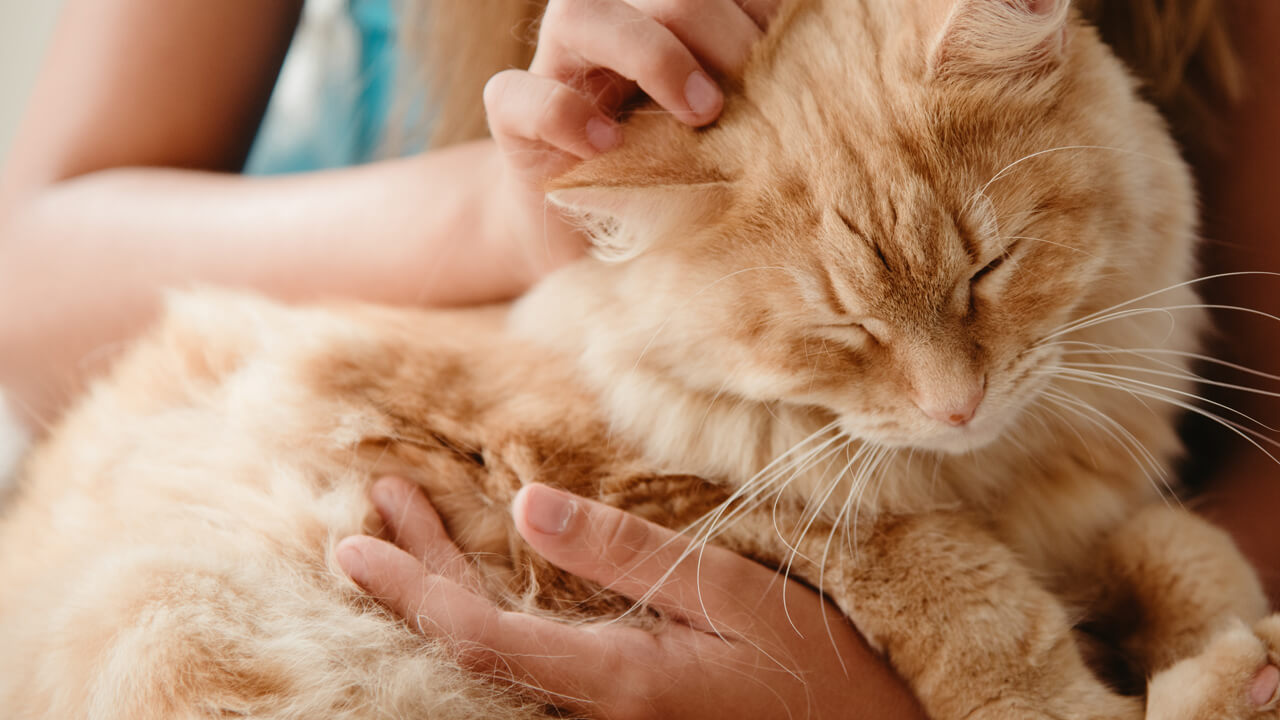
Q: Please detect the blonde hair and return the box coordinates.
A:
[391,0,545,150]
[397,0,1241,153]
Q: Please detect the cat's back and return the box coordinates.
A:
[0,292,593,719]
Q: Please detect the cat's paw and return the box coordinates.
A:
[964,695,1138,720]
[1146,616,1280,720]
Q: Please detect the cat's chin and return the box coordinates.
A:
[851,416,1010,455]
[918,425,1007,455]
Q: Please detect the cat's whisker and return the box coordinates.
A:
[1039,389,1169,497]
[455,642,598,708]
[820,444,886,576]
[816,444,880,565]
[764,442,854,593]
[849,445,894,561]
[737,439,849,552]
[1044,372,1280,467]
[1045,366,1278,432]
[1038,271,1280,341]
[1032,398,1100,469]
[777,443,875,636]
[999,234,1098,259]
[1037,388,1169,509]
[1004,431,1041,473]
[813,446,890,676]
[1048,369,1280,446]
[694,426,849,544]
[1059,361,1280,407]
[1042,306,1181,342]
[976,144,1183,200]
[694,362,749,438]
[611,423,849,625]
[776,443,862,569]
[1050,342,1280,385]
[677,652,806,717]
[772,456,849,637]
[859,448,898,544]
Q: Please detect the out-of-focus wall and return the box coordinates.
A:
[1,2,65,166]
[1,2,63,489]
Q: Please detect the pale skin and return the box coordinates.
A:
[338,478,925,720]
[3,0,1277,717]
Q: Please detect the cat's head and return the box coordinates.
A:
[539,0,1196,454]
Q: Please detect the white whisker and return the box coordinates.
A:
[977,144,1182,200]
[1045,367,1278,432]
[1046,373,1280,465]
[1041,272,1280,341]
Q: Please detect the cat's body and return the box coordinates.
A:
[2,0,1277,718]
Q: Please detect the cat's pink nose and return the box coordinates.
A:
[917,386,985,427]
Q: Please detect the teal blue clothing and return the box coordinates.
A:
[246,0,398,174]
[350,0,396,159]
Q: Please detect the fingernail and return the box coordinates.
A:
[336,538,368,585]
[586,116,621,152]
[684,71,723,119]
[523,485,575,535]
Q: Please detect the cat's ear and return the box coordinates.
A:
[547,177,733,262]
[929,0,1071,79]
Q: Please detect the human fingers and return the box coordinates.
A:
[369,476,477,587]
[336,534,683,717]
[624,0,764,77]
[484,69,622,169]
[733,0,783,29]
[533,0,724,126]
[512,484,769,633]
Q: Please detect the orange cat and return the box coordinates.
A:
[1,1,1276,718]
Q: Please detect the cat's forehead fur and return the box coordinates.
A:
[554,0,1124,287]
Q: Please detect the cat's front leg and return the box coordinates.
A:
[1090,504,1269,676]
[731,510,1142,720]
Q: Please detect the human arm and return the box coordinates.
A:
[338,477,928,720]
[0,0,563,430]
[0,141,524,428]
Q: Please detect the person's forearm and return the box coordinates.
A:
[0,139,516,430]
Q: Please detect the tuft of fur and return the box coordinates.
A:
[0,1,1275,718]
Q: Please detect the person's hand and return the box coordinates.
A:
[480,0,781,291]
[336,477,926,720]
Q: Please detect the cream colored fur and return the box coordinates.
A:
[1,0,1276,718]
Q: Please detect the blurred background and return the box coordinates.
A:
[0,0,373,488]
[0,2,60,485]
[1,2,64,165]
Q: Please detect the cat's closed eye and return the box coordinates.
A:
[816,317,884,346]
[970,241,1019,285]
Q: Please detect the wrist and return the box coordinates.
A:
[482,170,541,298]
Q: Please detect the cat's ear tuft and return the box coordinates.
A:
[547,180,733,262]
[930,0,1071,79]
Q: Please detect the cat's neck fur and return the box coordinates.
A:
[511,261,826,483]
[511,249,1200,524]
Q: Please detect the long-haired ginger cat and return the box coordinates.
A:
[2,1,1277,718]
